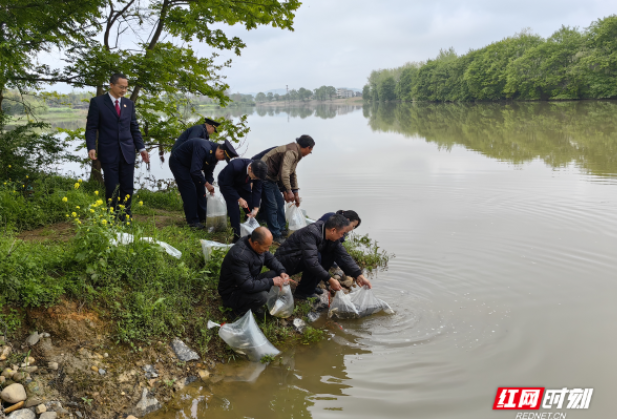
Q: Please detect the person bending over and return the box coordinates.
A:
[218,158,268,243]
[218,227,291,316]
[274,214,372,299]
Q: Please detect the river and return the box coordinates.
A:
[58,101,617,418]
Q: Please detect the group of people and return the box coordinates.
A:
[86,73,372,317]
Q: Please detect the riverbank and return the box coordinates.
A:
[255,97,363,107]
[0,174,389,418]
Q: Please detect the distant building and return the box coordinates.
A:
[337,88,355,98]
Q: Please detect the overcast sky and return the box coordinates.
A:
[202,0,616,93]
[46,0,616,94]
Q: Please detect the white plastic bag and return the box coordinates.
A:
[207,310,280,362]
[286,204,307,231]
[349,286,394,317]
[200,239,233,263]
[240,217,260,237]
[328,291,359,319]
[206,190,228,231]
[266,284,294,318]
[110,233,182,259]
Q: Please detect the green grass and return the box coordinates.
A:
[0,173,389,357]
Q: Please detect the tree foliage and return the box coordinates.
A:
[364,16,617,102]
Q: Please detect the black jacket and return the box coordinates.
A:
[171,123,208,154]
[218,158,263,208]
[170,138,219,185]
[274,220,362,283]
[218,236,287,300]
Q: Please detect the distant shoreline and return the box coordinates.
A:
[255,97,363,107]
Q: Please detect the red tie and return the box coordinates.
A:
[245,175,249,184]
[115,100,120,117]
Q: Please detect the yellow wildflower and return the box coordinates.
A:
[74,183,80,189]
[126,222,130,226]
[78,179,83,183]
[90,209,95,213]
[26,175,29,179]
[71,212,77,218]
[139,201,143,206]
[110,208,114,213]
[102,219,108,226]
[94,190,99,196]
[62,197,68,203]
[125,214,130,219]
[76,220,82,225]
[95,199,104,206]
[76,206,80,209]
[66,214,69,218]
[22,185,24,188]
[119,204,125,209]
[8,165,11,168]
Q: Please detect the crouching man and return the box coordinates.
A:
[218,227,291,316]
[274,214,372,299]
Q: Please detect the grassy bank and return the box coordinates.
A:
[0,173,390,353]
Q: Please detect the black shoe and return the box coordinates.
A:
[280,229,290,236]
[295,292,317,300]
[273,235,286,245]
[189,222,206,230]
[313,287,324,295]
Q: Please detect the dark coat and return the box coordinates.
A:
[218,236,287,300]
[218,158,263,208]
[171,138,219,185]
[274,220,362,283]
[172,123,209,154]
[85,94,145,164]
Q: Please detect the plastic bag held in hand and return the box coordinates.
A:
[349,286,395,317]
[206,189,228,231]
[207,310,280,362]
[240,217,260,237]
[266,284,294,318]
[286,204,307,231]
[328,291,360,319]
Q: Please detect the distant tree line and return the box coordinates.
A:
[364,15,617,102]
[254,85,355,103]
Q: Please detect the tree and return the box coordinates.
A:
[378,77,397,101]
[580,15,617,98]
[298,87,312,101]
[362,84,371,100]
[7,0,301,182]
[255,92,267,102]
[267,92,274,102]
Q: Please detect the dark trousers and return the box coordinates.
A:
[101,154,135,216]
[221,188,253,239]
[262,180,286,236]
[169,156,207,224]
[223,271,278,315]
[289,252,336,295]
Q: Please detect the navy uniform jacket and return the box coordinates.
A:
[172,124,208,154]
[218,158,263,208]
[172,138,219,185]
[85,95,145,164]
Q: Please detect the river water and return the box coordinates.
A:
[64,101,617,418]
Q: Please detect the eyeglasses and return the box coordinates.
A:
[113,84,129,91]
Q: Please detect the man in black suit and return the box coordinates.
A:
[171,117,220,155]
[85,73,150,215]
[218,158,268,242]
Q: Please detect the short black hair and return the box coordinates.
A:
[110,73,128,84]
[336,210,361,228]
[325,214,350,230]
[251,227,268,244]
[250,159,268,180]
[296,135,315,149]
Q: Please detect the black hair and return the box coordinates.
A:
[110,73,128,84]
[296,135,315,149]
[336,210,361,228]
[325,214,350,230]
[250,159,268,180]
[251,227,268,244]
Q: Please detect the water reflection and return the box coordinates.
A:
[208,104,363,120]
[153,326,371,419]
[363,101,617,177]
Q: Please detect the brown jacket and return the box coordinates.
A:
[261,143,302,192]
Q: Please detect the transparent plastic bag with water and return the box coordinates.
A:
[266,284,294,318]
[240,217,260,237]
[286,204,307,231]
[207,310,280,362]
[349,286,395,317]
[328,291,360,319]
[206,190,228,231]
[200,239,233,263]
